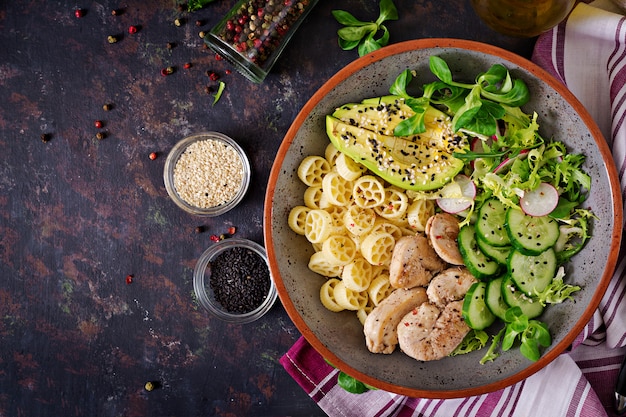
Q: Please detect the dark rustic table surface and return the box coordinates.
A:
[0,1,536,416]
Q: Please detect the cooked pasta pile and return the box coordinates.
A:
[288,143,437,324]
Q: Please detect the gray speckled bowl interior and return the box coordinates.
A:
[264,39,622,398]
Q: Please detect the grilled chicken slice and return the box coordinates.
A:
[425,213,464,265]
[363,287,428,354]
[388,234,446,289]
[426,267,477,309]
[397,300,470,361]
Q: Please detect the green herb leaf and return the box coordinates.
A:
[337,371,373,394]
[333,0,398,57]
[187,0,216,12]
[212,81,225,106]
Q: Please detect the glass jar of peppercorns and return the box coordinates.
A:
[205,0,319,83]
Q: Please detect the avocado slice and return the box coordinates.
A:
[326,97,468,191]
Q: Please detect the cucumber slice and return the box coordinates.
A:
[485,276,508,320]
[506,208,560,255]
[501,276,544,319]
[476,238,511,266]
[462,282,496,330]
[476,198,511,247]
[508,248,557,295]
[458,224,500,280]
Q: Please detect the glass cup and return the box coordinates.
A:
[470,0,576,37]
[204,0,319,83]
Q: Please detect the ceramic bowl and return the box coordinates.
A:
[264,39,622,398]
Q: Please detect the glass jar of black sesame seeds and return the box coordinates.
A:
[205,0,318,83]
[193,238,277,323]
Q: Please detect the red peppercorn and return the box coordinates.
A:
[215,54,223,61]
[126,275,133,284]
[225,69,232,75]
[94,120,103,129]
[74,9,84,18]
[149,152,157,160]
[228,226,236,235]
[161,67,174,76]
[207,71,219,81]
[128,25,138,34]
[183,62,192,69]
[210,234,220,242]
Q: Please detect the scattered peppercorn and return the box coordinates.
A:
[161,67,175,76]
[96,132,106,140]
[210,234,220,242]
[198,31,206,38]
[228,226,237,235]
[125,275,133,284]
[74,9,84,18]
[195,19,204,27]
[40,133,50,143]
[128,25,138,34]
[174,18,183,27]
[107,35,118,44]
[215,54,223,61]
[209,246,271,314]
[111,9,121,16]
[195,226,205,234]
[225,69,232,75]
[149,152,158,160]
[183,62,192,69]
[102,103,112,111]
[94,120,103,129]
[144,381,161,391]
[207,71,219,81]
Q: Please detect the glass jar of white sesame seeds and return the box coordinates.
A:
[163,132,251,216]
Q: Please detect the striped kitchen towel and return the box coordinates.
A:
[281,1,626,415]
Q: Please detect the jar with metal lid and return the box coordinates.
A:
[204,0,319,83]
[470,0,576,37]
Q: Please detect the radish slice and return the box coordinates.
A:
[520,182,559,217]
[436,175,477,214]
[493,149,530,174]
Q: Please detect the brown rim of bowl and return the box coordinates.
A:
[263,38,623,398]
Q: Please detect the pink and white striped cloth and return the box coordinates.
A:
[281,1,626,415]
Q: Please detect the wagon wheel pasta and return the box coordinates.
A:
[303,186,323,209]
[320,278,345,312]
[352,175,386,208]
[297,155,331,187]
[322,171,353,206]
[304,209,334,244]
[333,280,368,311]
[343,204,376,236]
[308,251,343,277]
[374,187,409,220]
[325,143,341,166]
[288,205,310,235]
[335,152,367,181]
[360,231,395,266]
[322,235,357,266]
[368,274,393,306]
[341,256,373,292]
[407,198,435,232]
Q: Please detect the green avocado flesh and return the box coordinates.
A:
[326,96,467,191]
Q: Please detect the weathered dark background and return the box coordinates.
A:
[0,1,535,416]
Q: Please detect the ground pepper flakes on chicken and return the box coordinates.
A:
[173,139,244,208]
